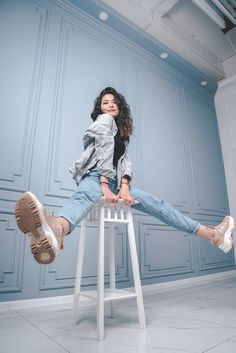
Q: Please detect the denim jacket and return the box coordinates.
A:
[69,114,132,187]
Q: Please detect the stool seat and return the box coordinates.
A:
[72,197,146,341]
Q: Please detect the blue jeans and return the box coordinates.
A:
[58,169,201,234]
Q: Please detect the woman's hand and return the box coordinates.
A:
[100,182,119,202]
[118,183,134,205]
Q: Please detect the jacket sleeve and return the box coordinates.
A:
[121,151,132,179]
[83,114,117,179]
[117,145,132,188]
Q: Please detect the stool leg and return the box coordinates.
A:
[97,204,105,341]
[127,209,146,329]
[72,220,86,326]
[109,224,116,318]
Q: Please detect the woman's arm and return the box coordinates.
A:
[100,175,119,202]
[117,148,132,186]
[118,176,134,205]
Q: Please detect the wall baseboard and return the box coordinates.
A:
[141,269,236,295]
[1,270,235,312]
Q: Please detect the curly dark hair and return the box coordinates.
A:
[91,87,133,140]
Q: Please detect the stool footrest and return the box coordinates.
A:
[79,288,137,302]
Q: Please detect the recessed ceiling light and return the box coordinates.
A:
[99,11,108,21]
[200,81,208,86]
[160,52,168,59]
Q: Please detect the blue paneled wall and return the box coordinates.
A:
[0,0,234,301]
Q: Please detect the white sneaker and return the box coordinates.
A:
[15,192,63,264]
[211,216,234,253]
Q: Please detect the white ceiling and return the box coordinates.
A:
[101,0,236,81]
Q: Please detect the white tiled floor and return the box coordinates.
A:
[1,277,236,353]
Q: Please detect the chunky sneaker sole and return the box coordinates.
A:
[15,192,60,264]
[218,215,234,254]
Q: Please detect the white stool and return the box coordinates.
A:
[72,197,146,341]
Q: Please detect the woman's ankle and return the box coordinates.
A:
[196,225,216,240]
[57,217,70,236]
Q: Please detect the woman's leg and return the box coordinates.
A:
[15,171,102,264]
[130,188,200,233]
[130,188,234,253]
[57,173,102,233]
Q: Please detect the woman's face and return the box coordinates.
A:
[100,94,119,118]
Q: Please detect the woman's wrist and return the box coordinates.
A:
[100,177,109,189]
[100,181,109,188]
[121,177,129,184]
[121,180,129,185]
[100,176,108,183]
[120,178,130,189]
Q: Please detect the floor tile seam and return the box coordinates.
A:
[182,313,236,330]
[99,340,193,353]
[138,342,194,353]
[15,310,70,353]
[148,324,220,331]
[201,335,235,353]
[148,312,236,330]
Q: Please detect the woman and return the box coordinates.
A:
[15,87,234,264]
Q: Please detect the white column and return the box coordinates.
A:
[215,74,236,261]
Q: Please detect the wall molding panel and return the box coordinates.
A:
[183,88,228,216]
[198,239,234,271]
[45,16,127,199]
[0,0,49,193]
[39,224,129,290]
[0,214,25,293]
[139,222,194,280]
[134,57,190,211]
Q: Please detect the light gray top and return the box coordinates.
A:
[69,114,132,187]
